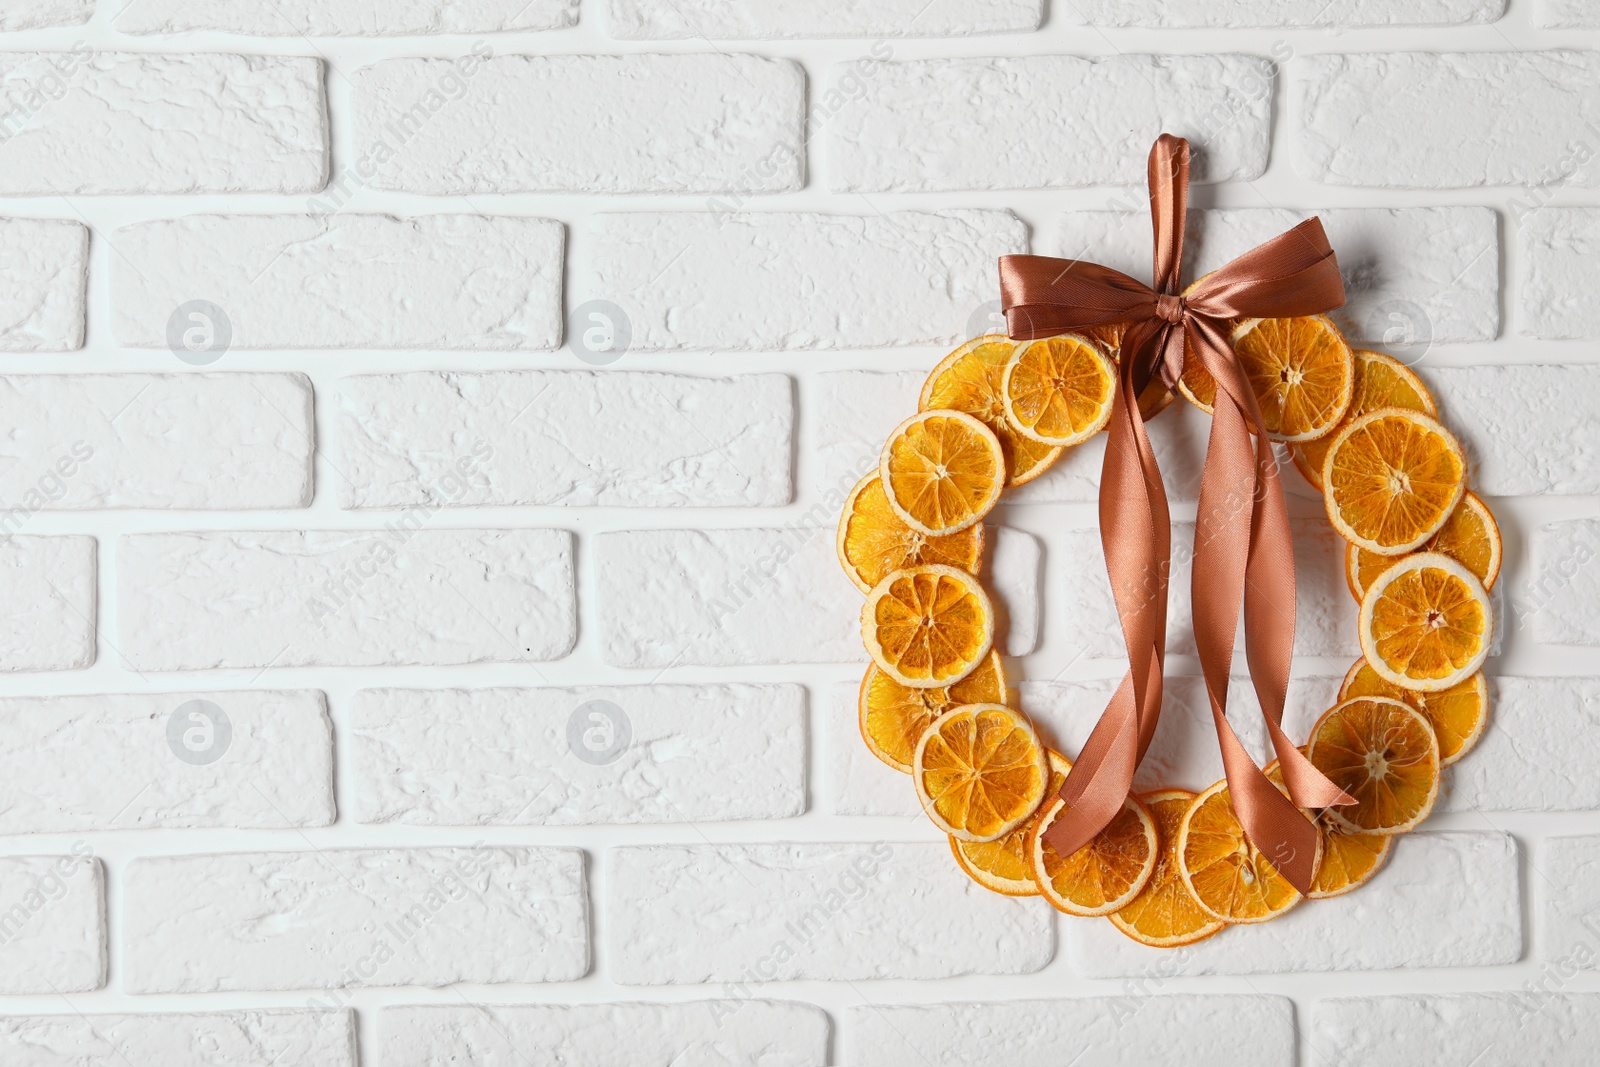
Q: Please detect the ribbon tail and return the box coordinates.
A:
[1186,317,1348,895]
[1042,340,1169,858]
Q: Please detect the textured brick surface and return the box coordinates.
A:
[0,374,312,510]
[0,690,333,833]
[1064,0,1501,25]
[1537,0,1600,26]
[1293,52,1600,187]
[1528,521,1600,647]
[352,54,803,194]
[336,370,792,508]
[606,0,1041,37]
[352,684,805,825]
[1430,366,1600,496]
[1439,677,1600,813]
[118,0,576,34]
[0,854,103,994]
[582,211,1025,350]
[0,0,91,30]
[1067,833,1520,977]
[0,1011,355,1067]
[829,54,1272,191]
[1520,208,1600,339]
[124,848,588,993]
[608,843,1053,982]
[1543,835,1600,962]
[1311,994,1600,1067]
[0,219,85,351]
[0,53,325,195]
[847,997,1296,1067]
[0,535,94,673]
[381,1001,828,1067]
[113,215,563,351]
[119,529,575,670]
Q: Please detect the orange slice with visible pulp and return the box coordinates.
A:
[861,565,994,689]
[836,473,984,593]
[913,703,1048,842]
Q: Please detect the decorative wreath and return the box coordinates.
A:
[836,136,1497,947]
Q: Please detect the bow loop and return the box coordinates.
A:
[997,135,1353,894]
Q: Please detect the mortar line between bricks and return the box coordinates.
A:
[44,577,151,685]
[443,985,540,1067]
[845,981,939,1067]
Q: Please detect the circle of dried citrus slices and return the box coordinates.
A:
[837,315,1497,949]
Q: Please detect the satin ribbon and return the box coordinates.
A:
[999,135,1354,893]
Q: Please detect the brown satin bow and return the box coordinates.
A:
[999,134,1354,893]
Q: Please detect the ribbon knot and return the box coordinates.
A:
[997,134,1355,894]
[1154,292,1186,325]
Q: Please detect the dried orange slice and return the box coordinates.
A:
[836,474,984,593]
[1339,657,1488,766]
[1359,553,1492,692]
[1308,821,1392,899]
[861,565,994,689]
[1293,350,1436,490]
[1307,697,1440,835]
[920,336,1063,487]
[1323,408,1466,554]
[1175,777,1318,924]
[1109,789,1226,947]
[1178,315,1354,442]
[1029,786,1158,917]
[1346,491,1501,600]
[951,749,1070,895]
[1000,334,1117,447]
[879,409,1005,536]
[913,704,1048,842]
[858,652,1007,773]
[1080,321,1176,422]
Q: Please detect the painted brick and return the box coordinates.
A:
[118,529,575,671]
[380,1001,828,1067]
[1438,678,1600,813]
[812,368,1213,505]
[607,842,1052,983]
[0,52,325,195]
[0,219,85,351]
[0,853,103,994]
[1068,832,1520,977]
[823,681,924,819]
[352,684,805,825]
[0,690,333,833]
[828,54,1272,192]
[990,527,1040,656]
[598,526,856,669]
[1428,366,1600,496]
[605,0,1040,37]
[582,210,1024,351]
[118,0,575,34]
[0,1,91,30]
[0,535,93,673]
[123,847,587,993]
[0,374,312,510]
[336,370,792,509]
[1520,208,1600,339]
[1064,0,1500,25]
[1293,52,1600,188]
[1311,994,1600,1067]
[846,996,1295,1067]
[1058,207,1499,343]
[0,1010,354,1067]
[112,215,563,351]
[1537,0,1600,26]
[1527,521,1600,647]
[599,525,1036,669]
[1545,836,1600,963]
[1058,519,1359,661]
[352,53,803,194]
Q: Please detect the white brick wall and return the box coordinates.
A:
[0,8,1591,1064]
